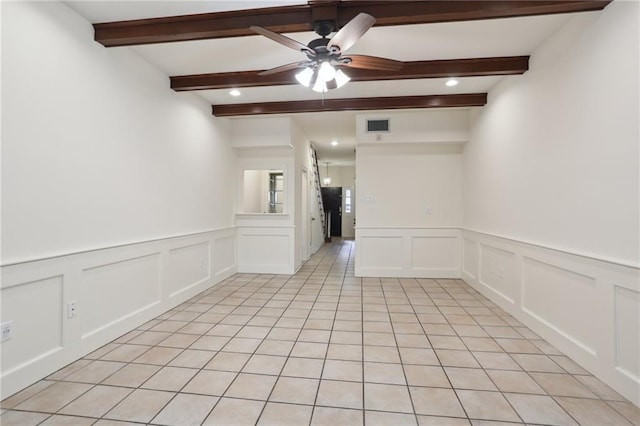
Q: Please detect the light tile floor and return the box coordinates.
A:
[2,239,639,425]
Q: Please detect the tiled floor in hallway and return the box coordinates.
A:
[2,239,638,425]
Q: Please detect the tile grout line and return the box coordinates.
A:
[253,239,342,425]
[381,277,420,424]
[105,273,283,424]
[205,267,324,424]
[145,273,287,425]
[436,277,579,425]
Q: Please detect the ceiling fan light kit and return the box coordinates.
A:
[295,67,315,87]
[251,13,402,93]
[303,66,350,93]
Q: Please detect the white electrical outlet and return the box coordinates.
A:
[1,321,13,342]
[68,301,78,318]
[425,207,432,215]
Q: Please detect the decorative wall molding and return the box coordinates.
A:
[236,226,296,274]
[463,228,639,269]
[355,227,461,278]
[0,227,237,399]
[0,228,234,268]
[461,228,640,406]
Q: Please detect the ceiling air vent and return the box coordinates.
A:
[366,119,390,133]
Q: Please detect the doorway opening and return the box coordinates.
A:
[321,187,342,240]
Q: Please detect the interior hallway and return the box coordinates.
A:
[1,239,638,425]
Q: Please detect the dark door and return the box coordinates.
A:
[321,187,342,237]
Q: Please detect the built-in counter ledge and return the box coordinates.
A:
[236,213,290,218]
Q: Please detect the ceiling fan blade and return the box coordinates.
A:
[344,54,404,71]
[258,62,304,76]
[250,26,312,54]
[327,13,375,53]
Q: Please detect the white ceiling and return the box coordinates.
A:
[65,1,577,163]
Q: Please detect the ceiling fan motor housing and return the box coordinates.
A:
[308,37,330,51]
[313,20,336,37]
[252,12,398,78]
[306,37,341,63]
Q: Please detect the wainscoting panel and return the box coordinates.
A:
[355,228,461,278]
[0,228,237,400]
[462,229,640,406]
[0,276,63,375]
[168,241,211,298]
[462,238,479,281]
[82,253,161,340]
[615,285,640,381]
[411,236,459,271]
[479,244,517,305]
[522,257,597,356]
[237,227,295,274]
[213,233,236,279]
[360,236,403,270]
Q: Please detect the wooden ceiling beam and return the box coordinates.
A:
[94,6,312,47]
[94,1,611,47]
[211,93,487,116]
[171,56,528,91]
[336,1,611,26]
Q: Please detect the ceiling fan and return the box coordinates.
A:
[250,13,403,93]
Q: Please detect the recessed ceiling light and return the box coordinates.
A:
[229,89,241,96]
[446,79,459,87]
[331,140,339,146]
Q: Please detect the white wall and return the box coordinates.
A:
[462,0,639,405]
[233,118,323,274]
[235,147,296,274]
[1,1,238,398]
[292,121,316,266]
[356,110,469,145]
[231,116,294,148]
[355,110,466,278]
[463,5,639,267]
[1,2,236,266]
[357,144,463,228]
